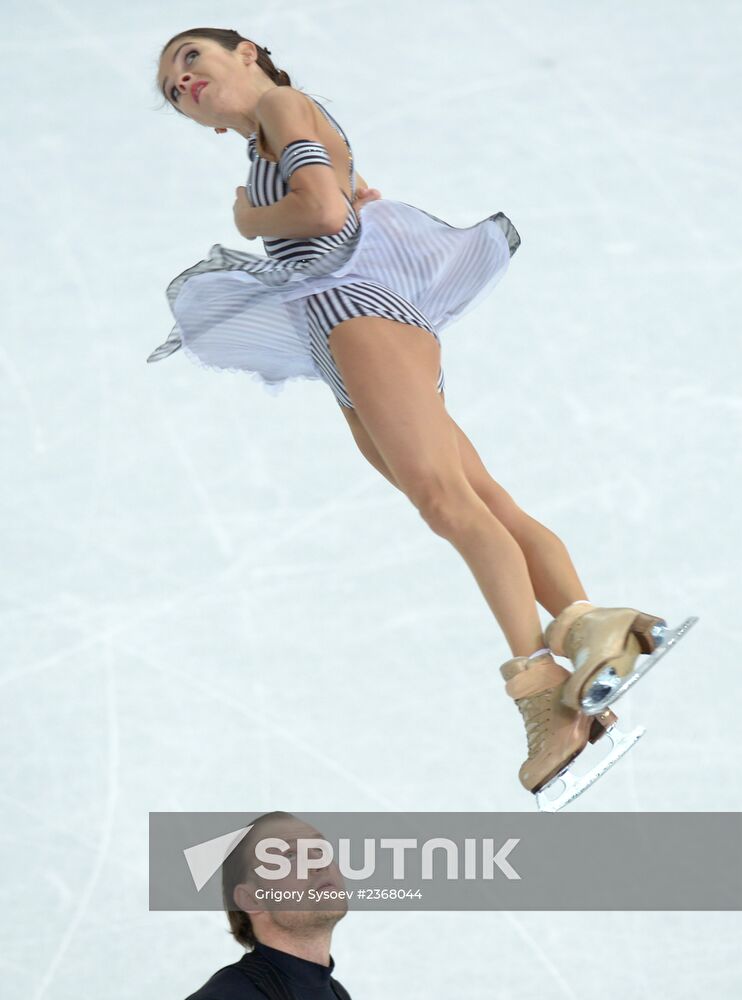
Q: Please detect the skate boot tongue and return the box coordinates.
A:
[500,652,570,697]
[544,601,595,657]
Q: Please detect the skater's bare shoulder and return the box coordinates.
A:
[254,87,320,152]
[255,87,348,227]
[255,87,364,214]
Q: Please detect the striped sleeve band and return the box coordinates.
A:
[278,139,333,184]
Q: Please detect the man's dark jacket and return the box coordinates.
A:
[185,941,352,1000]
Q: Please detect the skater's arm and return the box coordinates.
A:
[235,88,350,240]
[234,187,345,240]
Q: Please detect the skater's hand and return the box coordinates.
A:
[233,186,258,240]
[351,186,382,217]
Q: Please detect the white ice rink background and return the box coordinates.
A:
[2,1,741,997]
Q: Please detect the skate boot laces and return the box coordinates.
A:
[516,691,552,758]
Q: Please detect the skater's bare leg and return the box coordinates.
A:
[446,415,590,618]
[329,317,543,658]
[339,395,589,619]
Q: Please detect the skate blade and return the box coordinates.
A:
[534,723,645,812]
[580,615,700,715]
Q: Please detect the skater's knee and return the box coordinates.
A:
[409,475,480,538]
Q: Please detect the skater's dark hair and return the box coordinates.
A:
[156,28,292,113]
[222,810,296,950]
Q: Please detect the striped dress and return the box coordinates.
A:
[147,94,521,410]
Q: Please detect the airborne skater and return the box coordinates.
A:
[151,27,697,810]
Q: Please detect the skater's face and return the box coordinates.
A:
[158,37,273,136]
[233,816,349,930]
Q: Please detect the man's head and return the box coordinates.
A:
[222,811,348,950]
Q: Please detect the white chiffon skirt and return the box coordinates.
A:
[146,198,521,396]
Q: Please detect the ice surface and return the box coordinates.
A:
[2,1,741,997]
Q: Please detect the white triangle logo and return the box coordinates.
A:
[183,825,254,892]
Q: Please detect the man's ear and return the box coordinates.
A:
[234,882,261,913]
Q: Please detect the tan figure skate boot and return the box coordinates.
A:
[545,601,698,715]
[500,652,641,811]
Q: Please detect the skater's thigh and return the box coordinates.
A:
[328,316,464,501]
[338,403,401,489]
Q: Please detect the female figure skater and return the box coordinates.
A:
[150,28,695,810]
